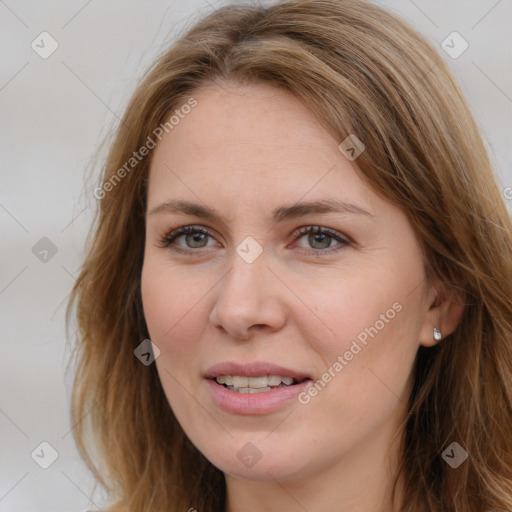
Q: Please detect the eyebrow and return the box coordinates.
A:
[148,198,374,223]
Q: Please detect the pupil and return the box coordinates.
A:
[187,233,207,248]
[310,233,330,249]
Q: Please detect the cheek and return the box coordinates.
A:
[141,260,209,345]
[300,260,423,408]
[140,262,208,418]
[296,266,409,359]
[140,266,174,342]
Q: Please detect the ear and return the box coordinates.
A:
[419,282,466,348]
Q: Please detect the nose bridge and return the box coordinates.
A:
[219,247,267,314]
[209,244,285,339]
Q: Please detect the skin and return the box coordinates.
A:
[140,80,464,512]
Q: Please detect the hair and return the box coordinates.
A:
[66,0,512,510]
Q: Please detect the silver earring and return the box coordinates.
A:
[433,327,442,341]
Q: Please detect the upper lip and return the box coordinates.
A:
[204,361,312,381]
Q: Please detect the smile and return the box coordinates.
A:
[206,376,312,415]
[214,375,303,393]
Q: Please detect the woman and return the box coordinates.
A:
[68,0,512,510]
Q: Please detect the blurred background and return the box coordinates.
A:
[1,0,511,510]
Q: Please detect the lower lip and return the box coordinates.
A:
[205,378,312,415]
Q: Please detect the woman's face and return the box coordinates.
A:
[141,81,434,484]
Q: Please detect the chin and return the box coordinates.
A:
[198,435,318,483]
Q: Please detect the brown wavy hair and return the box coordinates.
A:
[66,0,512,510]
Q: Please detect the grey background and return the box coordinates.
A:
[1,0,511,510]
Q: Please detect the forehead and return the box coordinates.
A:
[147,81,376,216]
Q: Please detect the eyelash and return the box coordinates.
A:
[158,225,350,256]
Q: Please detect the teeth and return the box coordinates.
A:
[249,387,272,393]
[267,375,281,386]
[248,376,268,388]
[225,385,273,393]
[232,376,249,387]
[215,374,297,390]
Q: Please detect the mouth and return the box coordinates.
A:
[213,374,310,394]
[203,361,313,413]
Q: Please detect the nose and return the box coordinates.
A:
[208,249,287,340]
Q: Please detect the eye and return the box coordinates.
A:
[159,224,350,255]
[160,225,217,253]
[292,225,350,253]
